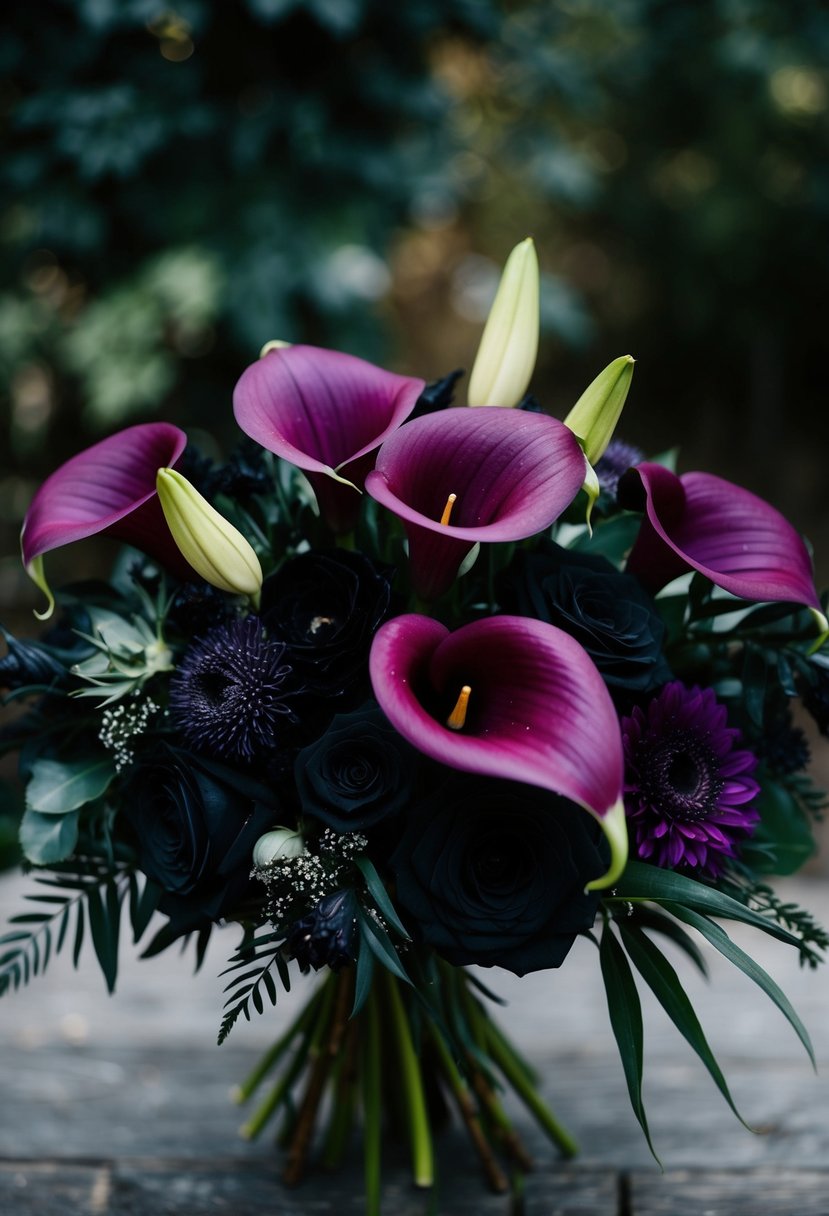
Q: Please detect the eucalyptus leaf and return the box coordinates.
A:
[26,757,115,816]
[19,808,80,865]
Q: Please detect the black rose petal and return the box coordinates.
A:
[498,543,671,695]
[124,748,276,921]
[295,702,417,833]
[389,775,608,975]
[260,549,393,704]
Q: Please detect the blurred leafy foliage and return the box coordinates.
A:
[2,0,829,565]
[0,0,497,470]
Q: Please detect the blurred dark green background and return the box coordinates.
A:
[2,0,829,616]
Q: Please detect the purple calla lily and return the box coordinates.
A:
[620,463,822,612]
[369,612,628,887]
[364,407,587,599]
[21,422,188,618]
[232,344,425,533]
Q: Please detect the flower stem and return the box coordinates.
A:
[361,985,383,1216]
[427,1020,509,1193]
[383,971,435,1189]
[484,1020,578,1159]
[233,984,326,1104]
[283,969,352,1186]
[321,1020,359,1170]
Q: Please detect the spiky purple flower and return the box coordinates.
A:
[621,681,760,878]
[170,617,293,760]
[595,438,644,500]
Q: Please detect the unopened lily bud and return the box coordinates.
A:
[468,237,539,408]
[564,355,635,465]
[252,828,306,868]
[156,467,263,607]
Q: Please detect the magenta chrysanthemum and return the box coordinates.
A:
[621,681,760,878]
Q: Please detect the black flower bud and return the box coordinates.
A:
[285,889,358,972]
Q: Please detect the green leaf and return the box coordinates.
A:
[618,921,748,1128]
[87,882,119,994]
[129,874,162,943]
[352,934,375,1018]
[26,757,115,816]
[19,808,80,865]
[668,906,815,1068]
[354,856,410,940]
[628,905,709,976]
[356,907,411,985]
[613,860,803,948]
[600,922,659,1162]
[742,782,816,875]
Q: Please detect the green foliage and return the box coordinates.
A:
[0,860,158,998]
[217,925,292,1045]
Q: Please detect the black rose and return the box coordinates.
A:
[498,543,670,694]
[389,776,608,975]
[260,550,393,703]
[296,703,417,833]
[123,749,275,922]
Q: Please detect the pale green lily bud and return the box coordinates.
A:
[252,828,306,868]
[564,354,635,465]
[467,237,540,407]
[156,467,263,608]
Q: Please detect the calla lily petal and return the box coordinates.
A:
[369,613,627,886]
[232,344,424,533]
[621,463,822,611]
[20,422,188,618]
[365,407,586,599]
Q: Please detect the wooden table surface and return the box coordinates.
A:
[1,872,827,1215]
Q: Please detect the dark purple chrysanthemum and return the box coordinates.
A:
[621,681,760,878]
[170,616,293,760]
[595,438,644,500]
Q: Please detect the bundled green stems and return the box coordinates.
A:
[235,963,577,1211]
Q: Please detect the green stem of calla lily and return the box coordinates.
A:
[362,986,383,1216]
[384,970,435,1188]
[233,984,325,1105]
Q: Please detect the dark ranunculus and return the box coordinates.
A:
[123,749,276,921]
[295,703,417,833]
[388,775,608,975]
[260,549,393,701]
[498,543,670,695]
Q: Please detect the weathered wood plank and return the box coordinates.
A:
[628,1168,829,1216]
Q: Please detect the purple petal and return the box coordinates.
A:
[232,345,424,532]
[21,422,188,574]
[369,613,623,818]
[621,463,820,609]
[365,408,587,599]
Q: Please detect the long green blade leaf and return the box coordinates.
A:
[668,905,815,1068]
[599,922,659,1163]
[619,921,750,1128]
[615,860,802,947]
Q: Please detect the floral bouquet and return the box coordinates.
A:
[1,239,828,1212]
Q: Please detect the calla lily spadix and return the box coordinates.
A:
[467,237,539,408]
[365,407,587,600]
[369,613,628,888]
[156,468,263,608]
[20,422,188,620]
[620,463,826,630]
[233,344,424,534]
